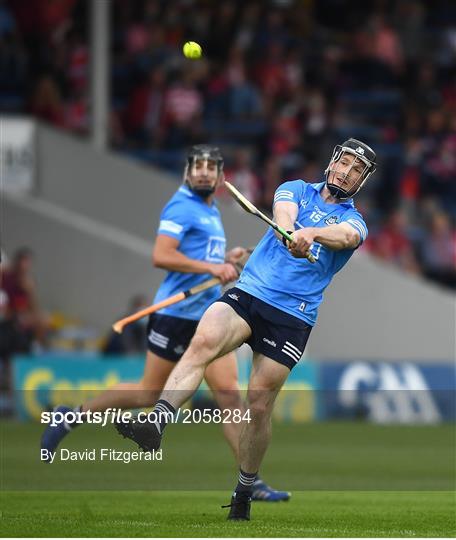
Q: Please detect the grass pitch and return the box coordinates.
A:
[2,490,455,537]
[1,420,455,537]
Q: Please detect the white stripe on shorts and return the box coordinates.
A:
[282,343,301,360]
[284,341,301,355]
[148,330,169,348]
[281,348,300,363]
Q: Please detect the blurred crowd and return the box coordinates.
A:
[0,248,49,399]
[1,0,454,287]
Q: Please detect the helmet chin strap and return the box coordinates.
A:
[327,180,352,200]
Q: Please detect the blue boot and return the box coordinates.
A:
[251,479,291,502]
[40,405,73,461]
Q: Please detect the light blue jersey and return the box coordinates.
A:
[153,185,226,320]
[237,180,368,326]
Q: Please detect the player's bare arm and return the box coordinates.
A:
[272,201,298,241]
[312,222,360,250]
[153,234,238,284]
[288,222,360,257]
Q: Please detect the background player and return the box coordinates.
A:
[116,138,377,520]
[41,144,290,502]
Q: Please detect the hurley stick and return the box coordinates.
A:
[112,277,220,334]
[225,181,316,263]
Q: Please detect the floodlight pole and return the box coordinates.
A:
[91,0,110,151]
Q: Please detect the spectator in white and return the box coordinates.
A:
[163,69,203,148]
[164,69,201,124]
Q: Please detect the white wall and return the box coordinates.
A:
[36,124,265,246]
[4,194,155,327]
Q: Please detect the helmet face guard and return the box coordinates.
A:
[184,145,224,198]
[325,138,377,200]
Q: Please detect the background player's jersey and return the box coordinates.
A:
[237,180,368,326]
[153,185,225,320]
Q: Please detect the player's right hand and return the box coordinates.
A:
[209,263,239,284]
[288,228,315,258]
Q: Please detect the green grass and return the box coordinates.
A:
[1,421,455,536]
[2,491,455,537]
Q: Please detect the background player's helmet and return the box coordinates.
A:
[184,144,224,198]
[325,138,377,200]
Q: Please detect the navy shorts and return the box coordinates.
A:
[146,313,198,362]
[218,287,312,370]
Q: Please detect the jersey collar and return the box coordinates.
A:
[178,185,197,198]
[308,181,354,208]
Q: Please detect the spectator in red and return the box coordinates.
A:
[398,136,423,210]
[161,3,186,48]
[367,208,422,275]
[65,85,88,134]
[269,112,300,157]
[268,110,302,177]
[0,288,32,398]
[66,31,88,94]
[124,66,166,146]
[254,40,287,100]
[2,247,50,348]
[9,0,76,42]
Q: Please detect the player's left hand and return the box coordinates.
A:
[288,229,315,258]
[226,246,253,275]
[226,246,247,263]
